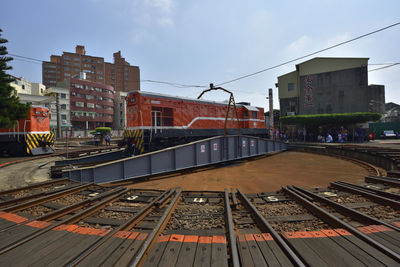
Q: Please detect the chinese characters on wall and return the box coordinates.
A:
[304,76,313,106]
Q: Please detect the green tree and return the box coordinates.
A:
[0,29,30,129]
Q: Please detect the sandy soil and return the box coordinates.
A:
[125,151,370,193]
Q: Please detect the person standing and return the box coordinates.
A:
[326,133,333,143]
[105,134,111,146]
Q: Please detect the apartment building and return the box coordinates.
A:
[42,45,140,92]
[57,78,115,130]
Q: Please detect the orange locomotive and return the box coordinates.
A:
[0,106,55,156]
[124,91,267,153]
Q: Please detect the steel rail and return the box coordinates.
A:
[331,182,400,209]
[0,178,70,196]
[366,176,400,187]
[1,183,93,212]
[67,188,173,266]
[129,187,182,267]
[0,186,125,234]
[230,188,238,210]
[236,188,306,267]
[292,185,400,232]
[225,189,240,267]
[0,183,81,208]
[0,188,129,255]
[284,186,400,262]
[334,181,400,201]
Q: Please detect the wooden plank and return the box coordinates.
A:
[19,231,97,266]
[320,229,384,266]
[262,234,294,267]
[101,232,141,266]
[264,214,315,222]
[210,235,228,267]
[158,234,184,267]
[77,235,128,265]
[113,232,148,266]
[83,216,125,226]
[175,235,198,267]
[34,234,101,266]
[237,234,254,267]
[193,236,212,267]
[243,234,266,267]
[335,229,399,266]
[0,228,71,265]
[0,224,39,249]
[143,235,170,266]
[304,231,365,266]
[282,232,328,266]
[0,218,16,230]
[253,233,283,267]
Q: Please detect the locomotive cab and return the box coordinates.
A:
[0,106,55,156]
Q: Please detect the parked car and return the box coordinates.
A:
[381,130,397,139]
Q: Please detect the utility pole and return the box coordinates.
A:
[268,88,274,140]
[56,93,61,139]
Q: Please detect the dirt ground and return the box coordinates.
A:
[125,151,370,193]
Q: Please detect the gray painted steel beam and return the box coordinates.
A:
[62,135,286,184]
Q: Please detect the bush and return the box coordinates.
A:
[280,112,382,126]
[90,127,111,136]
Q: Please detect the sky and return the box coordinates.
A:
[1,0,399,111]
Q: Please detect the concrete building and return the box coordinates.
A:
[114,91,128,130]
[57,78,115,131]
[42,45,140,92]
[9,77,32,95]
[277,57,385,116]
[44,86,71,130]
[31,83,46,96]
[17,94,53,105]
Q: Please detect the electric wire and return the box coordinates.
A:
[368,63,400,72]
[215,22,400,87]
[7,21,400,91]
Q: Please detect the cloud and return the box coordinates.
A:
[286,35,311,52]
[127,0,176,43]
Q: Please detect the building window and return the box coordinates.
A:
[22,85,25,90]
[64,73,71,77]
[251,111,257,119]
[87,103,94,108]
[86,95,94,100]
[61,104,67,109]
[75,102,84,107]
[288,83,295,92]
[60,93,66,99]
[64,55,71,60]
[61,114,67,120]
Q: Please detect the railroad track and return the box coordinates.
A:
[0,146,122,170]
[0,175,399,266]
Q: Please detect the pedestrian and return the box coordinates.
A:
[129,139,136,156]
[326,133,333,143]
[105,134,111,146]
[94,135,99,146]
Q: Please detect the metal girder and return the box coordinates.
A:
[63,135,287,184]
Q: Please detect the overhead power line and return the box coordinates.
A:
[8,54,207,89]
[369,63,400,72]
[215,22,400,87]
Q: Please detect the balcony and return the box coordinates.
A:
[71,115,112,123]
